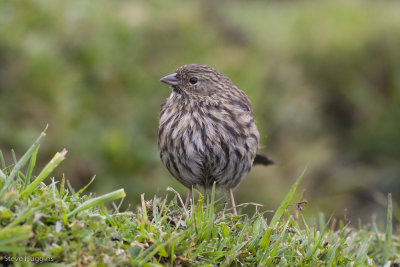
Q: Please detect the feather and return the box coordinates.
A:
[253,153,274,166]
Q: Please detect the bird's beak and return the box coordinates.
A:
[160,73,179,86]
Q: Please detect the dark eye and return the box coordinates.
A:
[189,77,198,84]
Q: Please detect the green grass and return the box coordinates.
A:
[0,131,398,266]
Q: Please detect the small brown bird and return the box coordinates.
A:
[159,64,273,215]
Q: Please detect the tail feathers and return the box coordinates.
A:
[253,153,274,166]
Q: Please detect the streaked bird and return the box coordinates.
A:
[158,64,273,215]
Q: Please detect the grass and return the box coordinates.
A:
[0,130,398,266]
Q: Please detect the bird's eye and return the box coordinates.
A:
[189,77,198,84]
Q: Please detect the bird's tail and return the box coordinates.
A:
[253,153,274,166]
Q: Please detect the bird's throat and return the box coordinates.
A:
[172,86,183,95]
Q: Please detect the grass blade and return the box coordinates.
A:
[0,130,47,198]
[67,188,126,217]
[355,236,372,265]
[138,234,179,265]
[270,166,307,227]
[325,243,339,266]
[0,169,6,180]
[24,144,40,188]
[0,150,6,169]
[0,246,26,253]
[6,192,55,228]
[20,149,67,199]
[383,193,393,264]
[265,217,291,265]
[0,226,33,247]
[75,175,96,196]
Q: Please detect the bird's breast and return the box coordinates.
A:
[158,96,259,188]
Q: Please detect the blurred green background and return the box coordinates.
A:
[1,0,400,221]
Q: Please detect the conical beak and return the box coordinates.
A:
[160,73,179,86]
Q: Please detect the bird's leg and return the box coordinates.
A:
[184,188,192,211]
[228,188,237,215]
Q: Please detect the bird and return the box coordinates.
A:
[158,64,273,215]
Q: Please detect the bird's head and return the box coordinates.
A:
[160,64,232,97]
